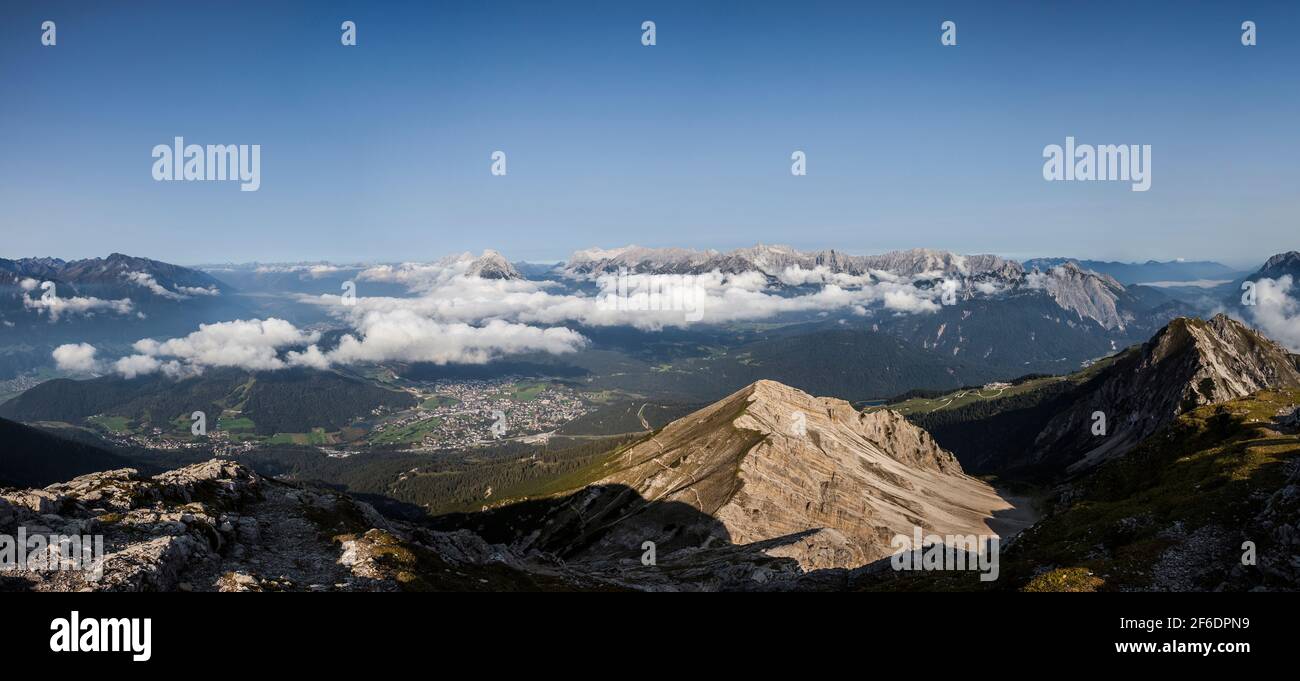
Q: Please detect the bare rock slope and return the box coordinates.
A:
[518,380,1019,570]
[1030,314,1300,473]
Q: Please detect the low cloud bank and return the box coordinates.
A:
[124,271,219,299]
[21,280,134,321]
[53,256,971,378]
[1245,276,1300,352]
[327,261,961,330]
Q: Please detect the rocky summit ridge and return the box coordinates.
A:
[0,460,602,592]
[510,379,1020,572]
[1030,314,1300,473]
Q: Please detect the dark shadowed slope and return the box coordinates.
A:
[0,417,133,487]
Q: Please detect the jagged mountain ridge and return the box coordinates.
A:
[861,388,1300,592]
[1253,251,1300,281]
[566,244,1021,279]
[1214,250,1300,313]
[563,244,1176,333]
[461,249,523,279]
[1031,314,1300,473]
[899,314,1300,477]
[0,460,611,592]
[500,380,1019,571]
[0,254,249,379]
[0,253,229,300]
[1022,257,1241,285]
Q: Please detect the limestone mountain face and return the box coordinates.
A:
[562,244,1178,340]
[1021,257,1240,286]
[1030,314,1300,473]
[516,380,1016,571]
[1028,261,1128,331]
[564,244,1023,280]
[463,249,523,280]
[1255,251,1300,281]
[0,253,229,299]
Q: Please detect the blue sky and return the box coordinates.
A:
[1,0,1296,267]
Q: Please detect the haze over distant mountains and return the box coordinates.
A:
[0,253,250,379]
[5,245,1299,390]
[1020,257,1245,286]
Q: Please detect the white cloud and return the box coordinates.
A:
[62,255,1002,379]
[124,271,219,299]
[307,261,952,332]
[285,343,330,370]
[125,271,184,299]
[883,289,940,313]
[178,285,220,296]
[1139,279,1232,289]
[22,283,134,321]
[124,318,320,374]
[355,256,486,292]
[52,343,100,373]
[114,354,163,379]
[87,311,587,378]
[326,311,587,366]
[254,263,358,279]
[1245,276,1300,352]
[775,266,872,288]
[1024,272,1049,290]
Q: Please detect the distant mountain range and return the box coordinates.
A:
[562,245,1185,329]
[1020,257,1244,285]
[565,244,1022,280]
[5,244,1297,410]
[0,253,249,379]
[1250,251,1300,281]
[0,253,231,311]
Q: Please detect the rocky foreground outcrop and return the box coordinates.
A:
[0,460,603,592]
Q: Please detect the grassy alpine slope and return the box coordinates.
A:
[859,389,1300,591]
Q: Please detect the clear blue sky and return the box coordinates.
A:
[1,0,1296,267]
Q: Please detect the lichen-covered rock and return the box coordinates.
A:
[1,489,66,515]
[94,535,207,592]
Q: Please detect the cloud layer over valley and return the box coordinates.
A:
[53,250,974,378]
